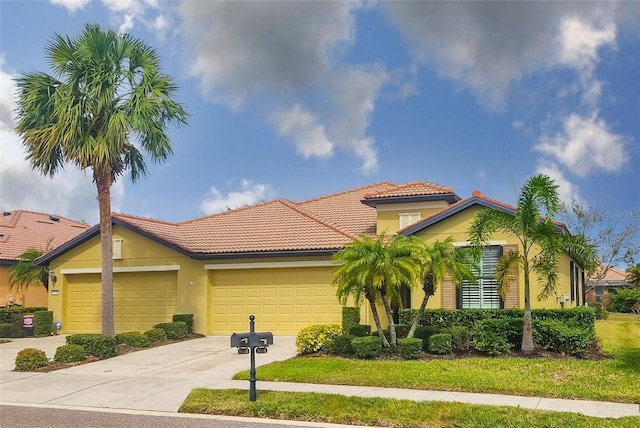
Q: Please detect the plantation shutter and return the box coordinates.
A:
[441,275,455,309]
[502,244,519,309]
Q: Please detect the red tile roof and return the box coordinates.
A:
[363,181,454,199]
[0,210,90,261]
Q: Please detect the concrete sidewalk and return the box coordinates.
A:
[1,335,638,421]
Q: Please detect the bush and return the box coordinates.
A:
[414,326,441,351]
[399,338,423,360]
[54,344,86,363]
[394,324,410,339]
[154,322,188,340]
[295,324,343,355]
[473,320,513,356]
[428,333,452,354]
[533,320,595,357]
[327,334,356,355]
[15,348,49,371]
[347,324,371,337]
[586,302,608,320]
[352,336,382,359]
[446,325,472,352]
[609,288,640,313]
[172,314,194,334]
[66,334,117,359]
[0,307,48,324]
[34,311,53,336]
[144,328,167,343]
[116,331,150,348]
[0,322,23,338]
[341,307,360,333]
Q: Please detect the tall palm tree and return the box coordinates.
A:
[406,237,477,338]
[468,174,564,354]
[332,232,419,348]
[15,24,187,335]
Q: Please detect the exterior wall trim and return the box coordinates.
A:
[204,260,335,270]
[60,265,181,274]
[453,240,507,247]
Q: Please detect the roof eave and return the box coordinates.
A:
[191,248,338,260]
[361,193,461,207]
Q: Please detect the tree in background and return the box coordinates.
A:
[627,264,640,288]
[15,24,187,335]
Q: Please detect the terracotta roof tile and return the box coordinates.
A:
[363,181,454,199]
[0,210,89,261]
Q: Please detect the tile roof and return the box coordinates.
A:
[0,210,90,261]
[363,181,455,199]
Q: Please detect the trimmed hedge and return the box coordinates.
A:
[399,337,422,360]
[144,328,167,343]
[533,320,595,356]
[0,307,48,324]
[326,334,356,356]
[342,307,360,333]
[54,344,86,363]
[15,348,49,371]
[0,322,23,338]
[154,322,188,340]
[34,311,53,336]
[172,314,194,334]
[116,331,150,348]
[473,319,515,355]
[295,324,343,355]
[347,324,371,337]
[352,336,382,359]
[414,326,441,351]
[66,334,117,359]
[429,333,452,354]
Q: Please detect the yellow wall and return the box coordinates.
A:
[376,201,450,235]
[0,265,49,308]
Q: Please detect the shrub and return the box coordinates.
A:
[15,348,49,371]
[54,344,86,363]
[144,328,167,343]
[154,322,188,340]
[66,334,117,359]
[414,326,441,351]
[428,333,452,354]
[473,320,513,356]
[341,307,360,333]
[609,288,640,313]
[347,324,371,337]
[33,311,53,336]
[399,338,423,360]
[172,314,194,334]
[533,320,595,356]
[116,331,150,348]
[0,322,23,338]
[295,324,343,355]
[586,302,608,320]
[394,324,410,339]
[446,325,472,352]
[331,334,356,355]
[352,336,381,359]
[0,307,48,324]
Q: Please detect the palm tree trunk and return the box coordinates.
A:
[521,262,534,353]
[367,296,390,348]
[379,287,397,348]
[95,170,115,336]
[407,294,430,338]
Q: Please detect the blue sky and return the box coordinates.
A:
[0,0,638,227]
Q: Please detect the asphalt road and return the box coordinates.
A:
[0,405,353,428]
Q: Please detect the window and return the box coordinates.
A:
[399,213,421,229]
[458,245,502,309]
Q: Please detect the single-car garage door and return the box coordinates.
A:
[210,267,342,334]
[65,271,177,333]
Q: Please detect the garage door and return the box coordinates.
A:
[209,267,342,335]
[65,271,177,333]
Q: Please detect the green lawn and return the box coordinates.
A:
[180,315,640,426]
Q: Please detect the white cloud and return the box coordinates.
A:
[270,105,334,159]
[535,162,583,205]
[536,113,627,177]
[49,0,90,12]
[200,179,274,215]
[0,58,123,225]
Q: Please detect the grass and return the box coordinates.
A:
[180,389,640,428]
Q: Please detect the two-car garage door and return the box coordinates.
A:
[209,267,342,334]
[65,271,177,333]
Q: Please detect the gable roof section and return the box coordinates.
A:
[0,210,89,263]
[361,181,460,207]
[400,190,567,236]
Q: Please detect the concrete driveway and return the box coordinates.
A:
[0,335,297,412]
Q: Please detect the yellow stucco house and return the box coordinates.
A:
[0,210,89,308]
[39,181,586,335]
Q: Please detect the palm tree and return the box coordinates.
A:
[9,239,54,292]
[15,24,187,335]
[627,263,640,287]
[406,237,477,338]
[468,174,564,354]
[332,232,420,348]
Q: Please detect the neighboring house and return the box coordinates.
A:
[585,265,632,304]
[0,210,90,308]
[39,181,586,335]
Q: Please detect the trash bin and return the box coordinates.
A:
[22,313,34,337]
